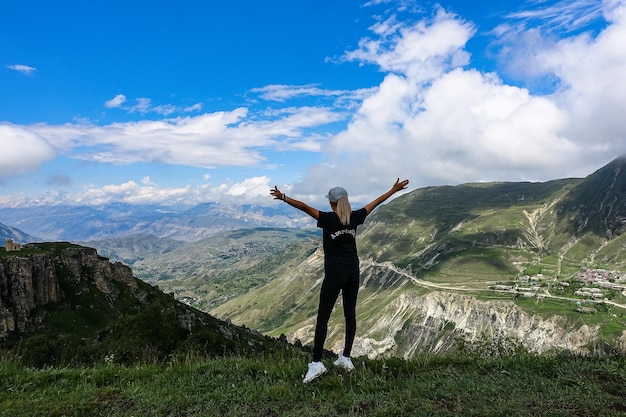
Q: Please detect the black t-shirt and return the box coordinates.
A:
[317,207,368,267]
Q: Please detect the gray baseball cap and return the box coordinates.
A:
[326,186,348,202]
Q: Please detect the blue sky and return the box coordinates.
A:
[1,0,624,209]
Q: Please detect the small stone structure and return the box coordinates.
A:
[5,239,22,252]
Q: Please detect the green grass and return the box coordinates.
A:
[507,296,626,338]
[1,352,625,417]
[425,249,519,286]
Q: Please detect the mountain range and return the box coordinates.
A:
[156,157,626,358]
[0,223,38,245]
[1,157,626,359]
[0,202,309,243]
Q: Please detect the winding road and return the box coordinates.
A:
[365,259,626,310]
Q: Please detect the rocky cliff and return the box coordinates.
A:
[0,243,296,367]
[0,243,146,339]
[289,283,626,359]
[350,290,619,359]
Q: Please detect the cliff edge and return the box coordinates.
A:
[0,242,295,366]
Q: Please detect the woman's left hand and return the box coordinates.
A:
[392,178,409,193]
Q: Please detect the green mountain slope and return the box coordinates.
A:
[211,158,626,358]
[359,178,579,277]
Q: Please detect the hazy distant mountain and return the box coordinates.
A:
[0,222,39,244]
[81,234,188,265]
[0,202,309,243]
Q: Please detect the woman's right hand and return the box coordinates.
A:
[270,186,284,201]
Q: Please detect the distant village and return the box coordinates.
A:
[489,267,626,313]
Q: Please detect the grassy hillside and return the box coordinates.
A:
[210,160,626,357]
[358,178,577,278]
[1,353,625,417]
[355,169,626,292]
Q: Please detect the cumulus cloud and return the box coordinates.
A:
[2,0,626,208]
[0,125,56,177]
[2,105,341,173]
[0,176,274,207]
[226,176,272,199]
[528,0,626,156]
[296,0,626,198]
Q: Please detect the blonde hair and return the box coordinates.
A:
[335,196,352,226]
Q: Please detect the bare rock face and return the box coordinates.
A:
[0,245,146,339]
[350,291,615,359]
[0,255,61,336]
[58,246,141,300]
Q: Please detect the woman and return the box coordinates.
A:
[270,178,409,383]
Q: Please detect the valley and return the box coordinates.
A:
[2,157,626,359]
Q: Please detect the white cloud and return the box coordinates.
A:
[73,180,194,205]
[152,104,178,116]
[106,95,204,115]
[7,64,36,75]
[184,103,203,112]
[504,0,605,32]
[295,0,626,199]
[251,84,375,112]
[226,176,272,199]
[0,176,275,207]
[342,9,474,80]
[105,94,127,108]
[2,1,626,209]
[536,1,626,155]
[0,104,340,177]
[0,125,56,177]
[129,98,152,113]
[251,84,347,102]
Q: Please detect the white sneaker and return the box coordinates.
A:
[303,361,327,383]
[333,354,355,371]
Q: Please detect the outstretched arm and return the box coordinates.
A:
[363,178,409,214]
[270,186,319,220]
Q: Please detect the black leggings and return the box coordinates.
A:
[312,263,360,362]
